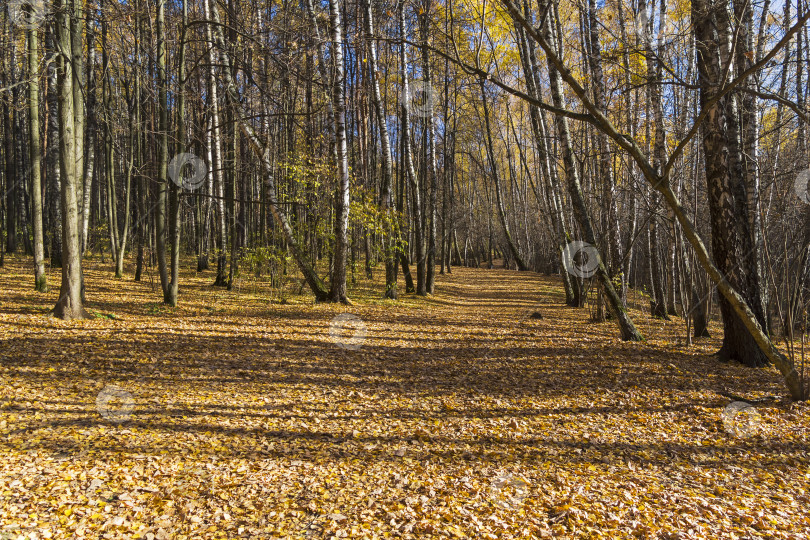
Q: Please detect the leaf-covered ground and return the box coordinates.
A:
[1,256,809,539]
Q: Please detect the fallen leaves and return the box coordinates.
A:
[0,257,809,538]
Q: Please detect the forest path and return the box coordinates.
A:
[0,256,808,538]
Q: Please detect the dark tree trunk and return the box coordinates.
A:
[28,21,46,291]
[692,289,711,338]
[420,4,438,293]
[399,4,426,296]
[53,0,88,320]
[4,34,17,254]
[693,0,768,366]
[46,27,63,268]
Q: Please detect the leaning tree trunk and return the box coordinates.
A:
[478,79,529,272]
[540,0,643,341]
[502,0,809,399]
[207,0,328,301]
[514,7,576,303]
[587,0,622,317]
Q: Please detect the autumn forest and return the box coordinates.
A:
[1,0,810,537]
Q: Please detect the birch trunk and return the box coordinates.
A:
[363,0,397,298]
[327,0,350,303]
[206,0,328,300]
[538,0,643,341]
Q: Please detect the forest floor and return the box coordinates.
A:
[1,255,809,539]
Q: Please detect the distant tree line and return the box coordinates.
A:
[0,0,808,397]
